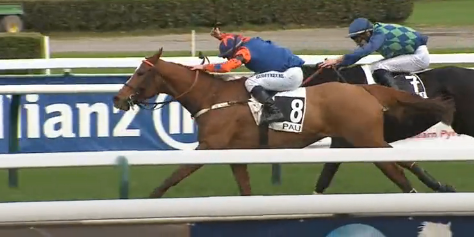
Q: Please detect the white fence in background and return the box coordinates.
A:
[0,84,122,94]
[0,54,473,70]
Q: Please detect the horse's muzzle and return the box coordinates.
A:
[113,96,131,111]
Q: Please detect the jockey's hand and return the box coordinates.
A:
[190,64,205,70]
[320,58,340,68]
[210,27,222,40]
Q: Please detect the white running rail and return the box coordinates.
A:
[0,54,473,70]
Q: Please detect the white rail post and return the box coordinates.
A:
[191,30,196,57]
[43,35,51,75]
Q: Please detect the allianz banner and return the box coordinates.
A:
[0,75,198,153]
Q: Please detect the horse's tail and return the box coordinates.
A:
[361,84,455,125]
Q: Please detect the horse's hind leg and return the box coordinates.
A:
[397,162,456,192]
[374,161,417,193]
[345,130,416,193]
[367,142,417,193]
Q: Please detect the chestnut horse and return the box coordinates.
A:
[112,48,454,198]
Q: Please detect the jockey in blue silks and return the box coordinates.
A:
[191,27,306,123]
[321,18,430,89]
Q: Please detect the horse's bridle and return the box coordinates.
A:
[123,54,209,110]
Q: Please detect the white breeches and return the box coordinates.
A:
[369,45,430,73]
[244,67,304,92]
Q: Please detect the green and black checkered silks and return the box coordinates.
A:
[374,23,422,59]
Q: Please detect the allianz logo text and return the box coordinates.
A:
[0,94,198,149]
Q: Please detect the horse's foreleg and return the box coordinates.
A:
[149,164,204,198]
[230,164,252,195]
[314,163,341,194]
[313,138,354,194]
[149,144,208,198]
[397,161,456,192]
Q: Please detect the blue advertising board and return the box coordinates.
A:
[0,75,198,153]
[191,215,472,237]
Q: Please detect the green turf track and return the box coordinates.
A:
[0,162,472,202]
[406,0,474,27]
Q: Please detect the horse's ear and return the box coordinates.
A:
[156,47,163,59]
[148,47,163,63]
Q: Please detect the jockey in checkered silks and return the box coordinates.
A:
[191,28,306,123]
[321,18,430,90]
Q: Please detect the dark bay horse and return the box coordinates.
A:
[301,64,474,194]
[112,48,454,198]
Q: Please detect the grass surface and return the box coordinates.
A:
[406,0,474,27]
[1,162,472,202]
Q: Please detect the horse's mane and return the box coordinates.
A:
[173,62,248,84]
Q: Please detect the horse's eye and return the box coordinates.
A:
[137,71,145,76]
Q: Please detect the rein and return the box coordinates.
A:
[333,66,348,83]
[301,62,348,86]
[125,53,208,110]
[301,65,324,86]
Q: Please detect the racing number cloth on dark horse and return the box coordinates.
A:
[361,66,428,99]
[248,88,307,133]
[393,73,428,99]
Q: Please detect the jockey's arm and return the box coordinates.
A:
[338,31,386,67]
[203,47,251,73]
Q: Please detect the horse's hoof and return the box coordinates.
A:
[438,184,456,192]
[312,191,322,195]
[149,190,164,198]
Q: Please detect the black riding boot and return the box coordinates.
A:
[250,86,285,123]
[373,69,400,90]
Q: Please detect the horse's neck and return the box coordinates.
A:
[338,66,366,84]
[307,65,365,85]
[157,61,186,93]
[157,60,221,115]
